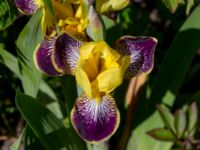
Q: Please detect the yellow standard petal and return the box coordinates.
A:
[97,68,123,93]
[75,41,130,100]
[75,67,92,98]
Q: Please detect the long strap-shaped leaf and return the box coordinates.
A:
[16,90,86,150]
[16,8,43,97]
[127,5,200,150]
[0,0,18,30]
[149,5,200,110]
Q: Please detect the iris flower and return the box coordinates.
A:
[14,0,88,38]
[34,33,157,143]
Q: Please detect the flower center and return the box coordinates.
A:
[75,41,130,100]
[79,41,121,81]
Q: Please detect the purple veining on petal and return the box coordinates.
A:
[34,37,63,76]
[114,36,157,79]
[71,94,120,143]
[55,33,82,75]
[14,0,38,15]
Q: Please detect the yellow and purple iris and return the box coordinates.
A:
[33,33,157,143]
[14,0,88,38]
[15,0,157,143]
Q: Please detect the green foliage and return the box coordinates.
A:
[59,75,78,114]
[127,5,200,150]
[0,43,21,77]
[147,128,176,142]
[16,90,86,150]
[162,0,185,13]
[186,0,195,14]
[0,0,18,30]
[187,102,198,135]
[174,109,186,138]
[10,129,24,150]
[148,102,199,149]
[157,105,176,134]
[162,0,198,14]
[42,0,55,18]
[16,8,43,97]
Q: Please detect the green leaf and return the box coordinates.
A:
[149,4,200,112]
[157,104,175,134]
[16,90,86,150]
[162,0,184,13]
[0,43,21,78]
[192,90,200,101]
[187,102,198,135]
[10,129,24,150]
[127,5,200,150]
[127,112,172,150]
[16,8,43,97]
[186,0,194,15]
[37,80,63,119]
[0,45,63,119]
[0,0,18,30]
[60,75,77,115]
[147,128,176,142]
[102,15,116,30]
[174,109,186,138]
[24,126,45,150]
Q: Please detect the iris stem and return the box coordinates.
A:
[117,74,147,150]
[91,142,109,150]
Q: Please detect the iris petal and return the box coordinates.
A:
[71,94,120,143]
[34,37,63,76]
[55,33,82,75]
[97,68,124,93]
[114,36,157,79]
[14,0,38,15]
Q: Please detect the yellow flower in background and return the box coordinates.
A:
[75,41,130,100]
[96,0,130,13]
[57,0,88,39]
[15,0,88,39]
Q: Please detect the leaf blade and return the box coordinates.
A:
[147,128,176,142]
[16,8,43,97]
[127,5,200,150]
[16,90,86,150]
[157,104,175,134]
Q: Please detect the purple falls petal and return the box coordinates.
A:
[55,33,82,75]
[71,94,120,143]
[14,0,38,15]
[34,37,63,76]
[114,36,157,79]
